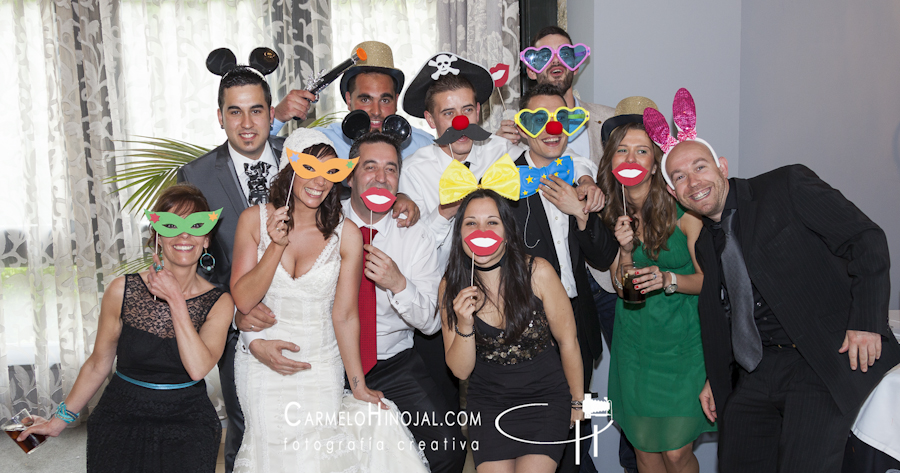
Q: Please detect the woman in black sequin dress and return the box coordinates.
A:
[438,189,585,472]
[19,185,235,472]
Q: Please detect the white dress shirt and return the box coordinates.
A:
[523,152,578,298]
[566,95,591,163]
[342,200,442,359]
[398,135,527,270]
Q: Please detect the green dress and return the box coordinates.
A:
[608,207,716,452]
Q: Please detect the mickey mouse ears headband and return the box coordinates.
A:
[643,88,719,188]
[341,110,412,144]
[206,47,280,77]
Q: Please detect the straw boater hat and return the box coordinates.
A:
[338,41,406,103]
[600,96,659,145]
[402,53,494,119]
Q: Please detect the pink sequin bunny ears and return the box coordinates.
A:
[643,88,719,188]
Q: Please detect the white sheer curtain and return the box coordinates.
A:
[330,0,437,131]
[0,0,330,421]
[438,0,520,131]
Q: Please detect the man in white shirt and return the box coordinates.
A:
[399,53,527,268]
[343,131,465,473]
[509,84,619,473]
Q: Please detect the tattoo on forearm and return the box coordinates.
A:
[352,376,359,389]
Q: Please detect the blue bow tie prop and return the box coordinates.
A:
[518,155,575,198]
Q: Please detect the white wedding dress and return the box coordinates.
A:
[234,204,430,472]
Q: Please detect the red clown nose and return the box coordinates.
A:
[546,121,563,135]
[452,115,469,131]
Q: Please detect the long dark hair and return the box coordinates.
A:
[597,122,676,260]
[268,143,343,240]
[440,190,542,342]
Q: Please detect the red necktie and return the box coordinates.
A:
[359,227,378,374]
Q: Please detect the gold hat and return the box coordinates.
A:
[601,96,659,144]
[339,41,406,102]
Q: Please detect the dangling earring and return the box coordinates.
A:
[199,247,216,272]
[153,234,164,272]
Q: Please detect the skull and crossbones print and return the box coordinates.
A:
[428,54,460,80]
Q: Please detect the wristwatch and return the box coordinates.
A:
[664,272,678,295]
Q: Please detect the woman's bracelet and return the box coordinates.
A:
[455,325,475,338]
[571,400,583,410]
[55,401,79,424]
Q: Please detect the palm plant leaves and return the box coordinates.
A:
[106,136,211,213]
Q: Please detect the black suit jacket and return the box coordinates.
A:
[176,136,285,290]
[695,164,900,416]
[508,153,618,361]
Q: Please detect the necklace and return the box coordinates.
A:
[475,253,507,272]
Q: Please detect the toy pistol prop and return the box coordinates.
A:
[294,47,367,120]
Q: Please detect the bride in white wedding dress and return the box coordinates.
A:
[229,130,429,472]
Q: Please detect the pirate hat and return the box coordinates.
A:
[338,41,406,103]
[402,53,494,119]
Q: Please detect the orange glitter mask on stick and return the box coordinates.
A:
[286,148,358,183]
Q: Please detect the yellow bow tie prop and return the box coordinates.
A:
[439,154,521,205]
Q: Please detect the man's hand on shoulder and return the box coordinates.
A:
[392,193,420,227]
[839,329,883,372]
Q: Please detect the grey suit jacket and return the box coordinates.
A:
[176,136,285,290]
[578,99,615,168]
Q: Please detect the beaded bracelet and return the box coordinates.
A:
[55,401,79,424]
[455,325,475,338]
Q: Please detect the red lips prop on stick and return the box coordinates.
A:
[489,63,510,112]
[612,162,649,187]
[465,230,503,256]
[360,187,397,213]
[612,162,650,215]
[465,229,504,286]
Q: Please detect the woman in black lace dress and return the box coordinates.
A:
[438,189,585,472]
[20,185,234,472]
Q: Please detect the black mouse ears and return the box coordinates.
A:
[206,47,280,77]
[341,110,412,144]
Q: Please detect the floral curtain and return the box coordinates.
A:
[437,0,521,132]
[328,0,438,132]
[0,0,330,422]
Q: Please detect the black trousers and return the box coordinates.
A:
[365,348,467,473]
[218,329,243,473]
[719,346,857,473]
[414,330,460,412]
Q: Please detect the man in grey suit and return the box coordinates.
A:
[177,67,308,473]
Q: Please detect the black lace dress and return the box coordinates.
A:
[86,274,226,472]
[466,300,572,466]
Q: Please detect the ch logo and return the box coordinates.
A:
[494,394,614,466]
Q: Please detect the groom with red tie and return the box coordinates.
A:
[343,131,466,473]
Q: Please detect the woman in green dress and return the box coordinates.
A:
[597,119,715,473]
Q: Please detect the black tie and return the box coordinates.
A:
[720,210,762,372]
[244,161,271,205]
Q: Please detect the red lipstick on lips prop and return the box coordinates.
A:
[360,187,397,213]
[464,230,503,256]
[612,162,649,187]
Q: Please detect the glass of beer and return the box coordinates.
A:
[618,263,645,305]
[2,409,47,454]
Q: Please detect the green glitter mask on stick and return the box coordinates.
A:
[144,209,223,237]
